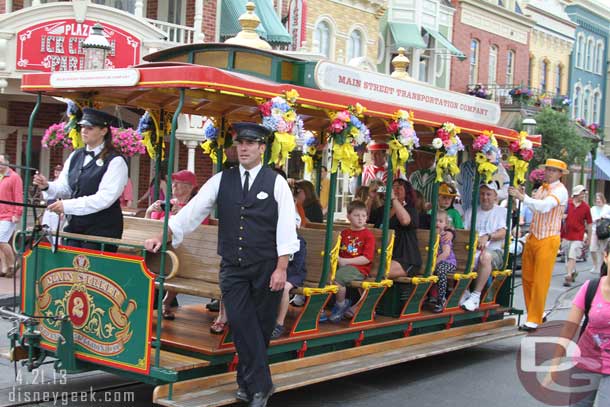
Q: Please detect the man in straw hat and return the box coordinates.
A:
[362,140,391,186]
[508,158,569,332]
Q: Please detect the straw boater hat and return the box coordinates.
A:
[539,158,569,174]
[438,183,458,197]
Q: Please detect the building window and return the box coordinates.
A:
[554,65,562,95]
[92,0,135,13]
[505,50,515,84]
[586,37,594,71]
[376,34,385,64]
[583,88,591,122]
[593,92,601,123]
[528,55,534,87]
[347,29,364,61]
[540,59,548,91]
[314,21,332,58]
[488,45,498,84]
[576,34,584,68]
[596,42,604,74]
[573,86,581,118]
[469,39,479,84]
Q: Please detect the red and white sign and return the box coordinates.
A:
[16,19,141,72]
[287,0,307,51]
[314,61,501,125]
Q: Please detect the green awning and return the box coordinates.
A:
[422,26,466,60]
[388,22,426,49]
[220,0,291,45]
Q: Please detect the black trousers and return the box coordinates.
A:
[219,258,281,395]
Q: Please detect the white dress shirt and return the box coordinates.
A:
[168,163,300,257]
[44,143,128,216]
[523,180,568,213]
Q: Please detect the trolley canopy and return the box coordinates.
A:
[21,63,540,146]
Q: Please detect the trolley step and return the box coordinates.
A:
[153,349,211,372]
[154,319,522,407]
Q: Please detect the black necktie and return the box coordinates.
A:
[243,171,250,199]
[84,151,95,158]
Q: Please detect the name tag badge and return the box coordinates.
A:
[257,191,268,200]
[96,159,104,167]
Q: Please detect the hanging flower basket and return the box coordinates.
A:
[472,130,500,183]
[432,122,464,182]
[508,131,534,186]
[258,89,304,166]
[199,117,226,165]
[386,109,419,173]
[110,127,146,157]
[327,103,370,176]
[301,131,324,175]
[42,122,73,150]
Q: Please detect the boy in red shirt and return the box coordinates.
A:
[562,185,592,286]
[326,200,375,322]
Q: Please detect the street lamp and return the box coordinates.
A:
[82,23,111,70]
[522,117,537,135]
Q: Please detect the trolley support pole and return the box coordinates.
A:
[376,153,393,281]
[319,137,336,288]
[465,168,481,273]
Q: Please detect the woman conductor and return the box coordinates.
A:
[33,108,128,252]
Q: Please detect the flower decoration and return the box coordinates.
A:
[432,122,464,182]
[588,123,600,134]
[467,84,491,100]
[509,87,533,103]
[386,109,419,173]
[258,89,304,166]
[528,168,545,184]
[110,127,146,157]
[199,117,227,165]
[64,100,84,149]
[137,111,163,159]
[576,117,587,127]
[42,122,73,150]
[508,131,535,186]
[327,103,371,176]
[472,131,500,183]
[301,131,323,175]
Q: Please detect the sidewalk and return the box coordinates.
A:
[0,272,20,307]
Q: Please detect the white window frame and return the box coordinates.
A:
[593,90,602,124]
[554,64,562,95]
[540,58,549,91]
[346,28,365,61]
[505,50,515,85]
[313,17,335,59]
[583,87,591,123]
[157,0,186,26]
[469,39,479,84]
[596,40,604,74]
[576,33,585,69]
[488,45,498,85]
[572,84,582,119]
[586,37,594,72]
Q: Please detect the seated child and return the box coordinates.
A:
[431,210,457,313]
[323,200,375,323]
[435,183,464,229]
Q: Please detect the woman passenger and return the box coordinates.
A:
[372,179,421,278]
[296,180,324,224]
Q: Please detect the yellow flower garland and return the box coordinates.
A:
[388,139,410,172]
[475,152,498,183]
[332,142,360,176]
[435,153,460,182]
[508,154,529,187]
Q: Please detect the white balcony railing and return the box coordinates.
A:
[145,18,195,44]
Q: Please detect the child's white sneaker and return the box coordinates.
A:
[461,293,480,312]
[458,289,470,306]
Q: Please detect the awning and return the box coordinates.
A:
[388,22,426,49]
[422,26,466,60]
[594,152,610,181]
[220,0,291,45]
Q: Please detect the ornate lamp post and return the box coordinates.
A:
[521,117,537,135]
[82,23,111,70]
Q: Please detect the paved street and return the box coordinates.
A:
[0,257,595,407]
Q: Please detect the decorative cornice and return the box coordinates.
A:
[460,0,535,29]
[329,0,387,18]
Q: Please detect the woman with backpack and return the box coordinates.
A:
[590,192,610,275]
[545,241,610,406]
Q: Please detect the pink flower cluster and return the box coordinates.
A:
[528,168,545,183]
[472,135,490,152]
[42,123,73,150]
[509,140,534,161]
[110,127,146,157]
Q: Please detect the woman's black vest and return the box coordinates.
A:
[217,166,278,266]
[64,148,124,238]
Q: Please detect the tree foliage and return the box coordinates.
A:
[530,108,593,169]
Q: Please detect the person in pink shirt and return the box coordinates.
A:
[120,178,133,208]
[0,154,23,277]
[546,241,610,406]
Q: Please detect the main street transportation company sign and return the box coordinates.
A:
[16,20,141,72]
[314,61,501,126]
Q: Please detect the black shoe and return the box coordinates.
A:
[432,303,444,313]
[518,324,537,332]
[249,385,275,407]
[236,387,250,403]
[206,299,220,312]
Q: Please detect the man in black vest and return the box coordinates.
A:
[145,122,299,407]
[34,108,128,252]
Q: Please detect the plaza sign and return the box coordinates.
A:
[16,19,141,72]
[314,61,501,125]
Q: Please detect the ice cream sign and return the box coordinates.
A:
[16,19,140,72]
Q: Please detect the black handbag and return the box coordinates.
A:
[596,218,610,240]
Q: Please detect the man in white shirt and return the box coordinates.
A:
[145,122,299,407]
[462,181,508,311]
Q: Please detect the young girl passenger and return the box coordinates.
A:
[431,210,457,313]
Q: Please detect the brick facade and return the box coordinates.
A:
[202,0,217,42]
[450,0,531,93]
